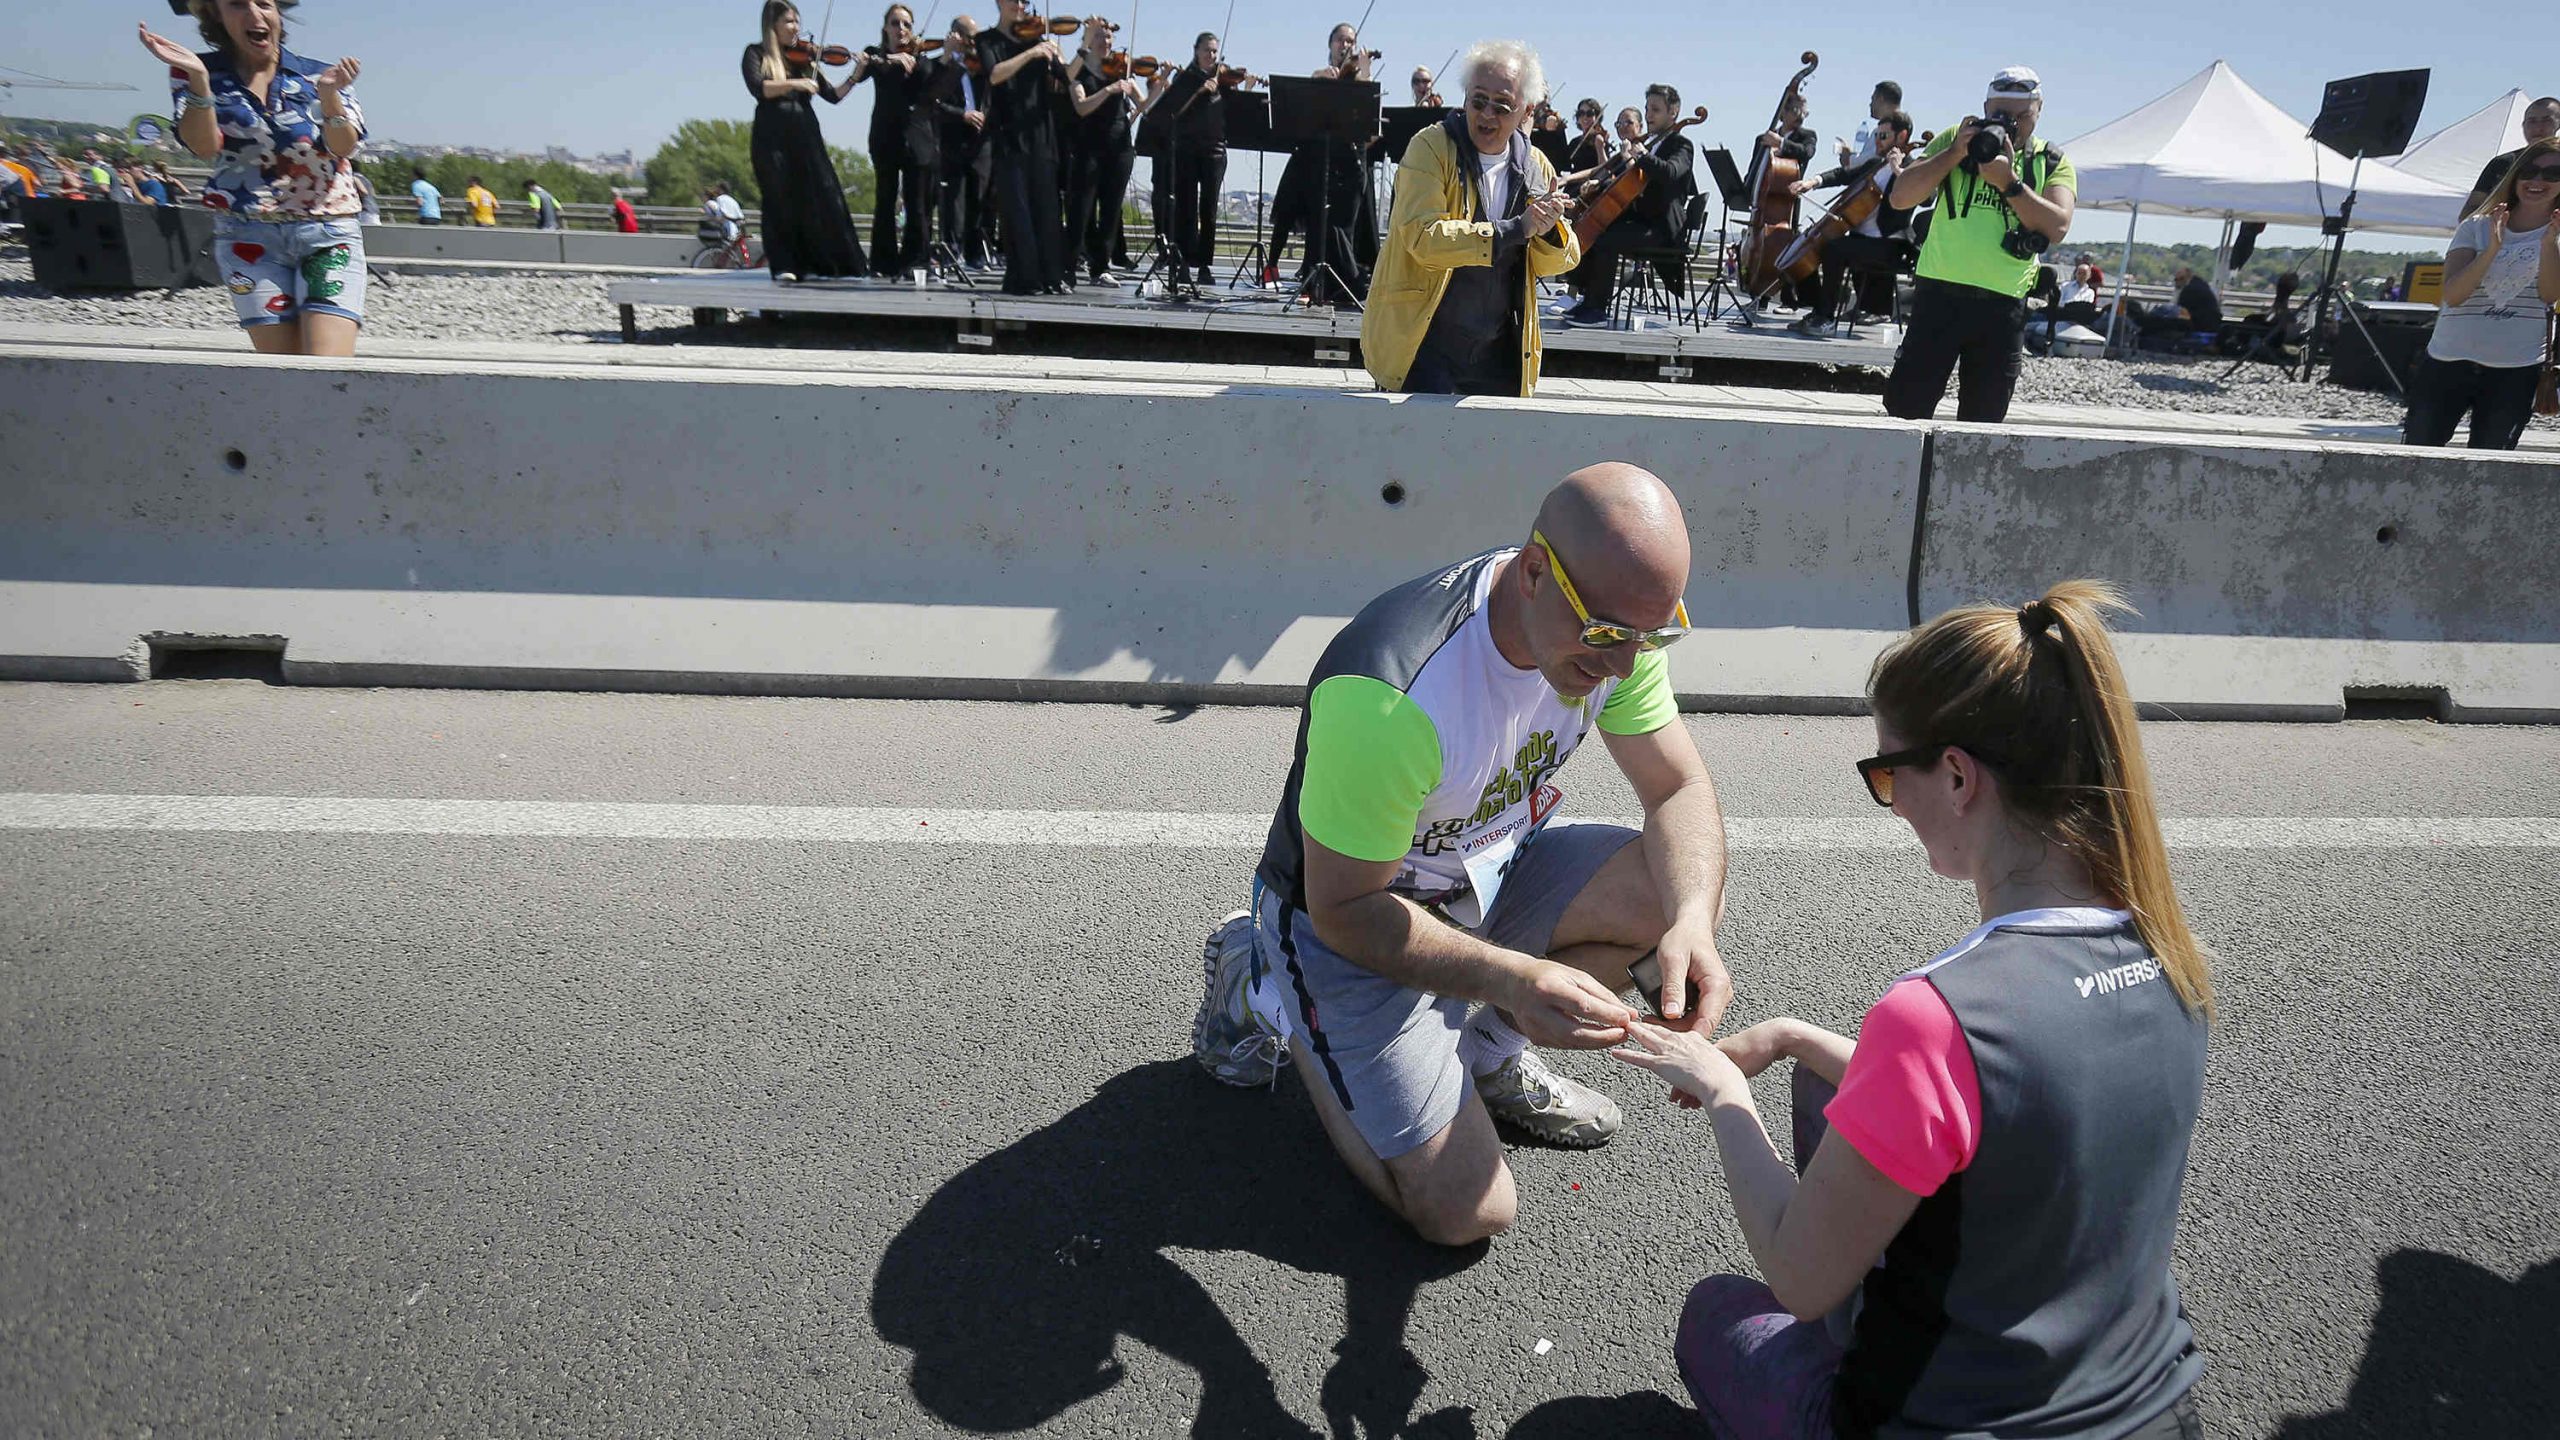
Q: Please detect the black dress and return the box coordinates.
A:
[742,44,867,279]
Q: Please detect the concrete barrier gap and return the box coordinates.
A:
[0,350,1921,711]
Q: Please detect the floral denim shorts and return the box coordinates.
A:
[215,215,366,328]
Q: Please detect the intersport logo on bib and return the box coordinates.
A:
[2076,958,2164,999]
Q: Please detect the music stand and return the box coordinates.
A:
[1133,76,1206,302]
[1690,146,1754,324]
[1220,89,1280,291]
[1270,74,1381,311]
[1379,104,1450,161]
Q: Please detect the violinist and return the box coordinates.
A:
[931,18,995,270]
[1147,33,1250,288]
[976,0,1071,295]
[743,0,868,283]
[859,4,938,279]
[1362,39,1580,396]
[1408,66,1436,107]
[1558,84,1696,329]
[1270,22,1380,304]
[1528,98,1571,176]
[1065,18,1159,286]
[1561,99,1609,179]
[1785,108,1914,337]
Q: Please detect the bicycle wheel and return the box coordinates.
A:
[689,245,731,270]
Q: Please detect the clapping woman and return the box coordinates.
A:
[2405,137,2560,450]
[139,0,368,355]
[1615,582,2217,1440]
[744,0,868,283]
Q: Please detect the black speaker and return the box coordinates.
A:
[21,198,218,291]
[2311,69,2430,160]
[2327,305,2431,392]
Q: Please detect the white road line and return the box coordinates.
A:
[0,794,2554,851]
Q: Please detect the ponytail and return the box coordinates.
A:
[1871,580,2215,1017]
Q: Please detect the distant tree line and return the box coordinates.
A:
[637,118,874,213]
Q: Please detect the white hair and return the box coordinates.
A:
[1459,38,1544,108]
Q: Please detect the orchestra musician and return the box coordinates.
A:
[1409,66,1436,106]
[1145,32,1253,289]
[743,1,867,283]
[858,4,937,279]
[1362,39,1580,395]
[976,0,1071,294]
[1558,84,1698,329]
[1269,22,1380,305]
[932,17,995,270]
[1561,98,1610,177]
[1758,92,1818,168]
[1065,18,1158,287]
[1529,98,1571,174]
[1785,108,1915,336]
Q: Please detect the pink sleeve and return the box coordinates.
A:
[1822,978,1983,1196]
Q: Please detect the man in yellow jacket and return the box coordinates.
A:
[1362,40,1581,397]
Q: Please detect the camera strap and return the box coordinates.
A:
[1942,140,2058,228]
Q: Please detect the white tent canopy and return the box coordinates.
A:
[2388,89,2529,196]
[2057,60,2468,237]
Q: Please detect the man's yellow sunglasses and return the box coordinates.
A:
[1532,529,1692,651]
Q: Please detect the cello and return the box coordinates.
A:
[1738,50,1817,300]
[1569,105,1708,251]
[1770,156,1889,291]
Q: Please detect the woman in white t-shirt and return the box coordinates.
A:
[2405,137,2560,450]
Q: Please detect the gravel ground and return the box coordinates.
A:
[0,252,2456,426]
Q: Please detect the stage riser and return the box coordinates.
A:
[1,350,2550,720]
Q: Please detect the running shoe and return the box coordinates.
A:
[1789,312,1838,338]
[1192,910,1291,1088]
[1476,1049,1621,1148]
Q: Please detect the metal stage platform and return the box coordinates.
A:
[605,270,1901,377]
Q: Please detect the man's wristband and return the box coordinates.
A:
[2001,179,2027,199]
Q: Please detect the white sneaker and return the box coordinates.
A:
[1191,910,1293,1088]
[1476,1049,1621,1148]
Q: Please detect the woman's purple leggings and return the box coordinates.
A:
[1673,1068,1844,1440]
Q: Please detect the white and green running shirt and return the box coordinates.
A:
[1255,548,1676,928]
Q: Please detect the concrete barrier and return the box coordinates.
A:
[360,224,697,268]
[0,348,1919,709]
[1919,427,2560,721]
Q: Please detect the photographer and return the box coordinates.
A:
[1884,66,2075,423]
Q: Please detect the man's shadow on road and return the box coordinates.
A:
[870,1058,1489,1439]
[2273,1248,2559,1439]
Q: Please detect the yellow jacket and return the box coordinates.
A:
[1361,122,1583,397]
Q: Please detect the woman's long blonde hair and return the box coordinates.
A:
[1869,580,2215,1017]
[758,0,805,84]
[2469,135,2560,221]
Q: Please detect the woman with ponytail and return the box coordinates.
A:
[1615,580,2213,1440]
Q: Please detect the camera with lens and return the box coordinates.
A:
[1965,110,2020,168]
[2000,226,2051,260]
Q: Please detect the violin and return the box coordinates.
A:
[1010,12,1100,42]
[1211,63,1259,90]
[1099,51,1172,81]
[783,36,858,67]
[1569,105,1708,250]
[866,36,946,58]
[1739,50,1819,301]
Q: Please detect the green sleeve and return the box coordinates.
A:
[1297,675,1442,863]
[1597,649,1677,736]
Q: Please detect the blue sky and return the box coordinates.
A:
[11,1,2533,252]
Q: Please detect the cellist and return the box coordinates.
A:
[1783,107,1914,337]
[1558,83,1696,329]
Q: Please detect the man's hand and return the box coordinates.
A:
[1788,177,1815,196]
[1501,959,1634,1049]
[1759,128,1784,150]
[1525,186,1572,236]
[963,109,986,130]
[1650,916,1732,1030]
[140,24,208,83]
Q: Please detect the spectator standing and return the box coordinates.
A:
[526,180,562,230]
[138,3,371,357]
[611,192,641,233]
[1883,65,2076,424]
[83,149,113,191]
[2406,136,2560,450]
[130,164,171,205]
[408,166,441,223]
[153,162,190,204]
[465,175,498,225]
[2,148,42,201]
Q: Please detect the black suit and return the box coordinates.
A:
[933,60,994,264]
[1570,132,1696,315]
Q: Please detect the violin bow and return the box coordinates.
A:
[1426,46,1457,100]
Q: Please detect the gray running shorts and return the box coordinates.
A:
[1253,820,1642,1160]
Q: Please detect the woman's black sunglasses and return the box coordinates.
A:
[1855,743,2009,806]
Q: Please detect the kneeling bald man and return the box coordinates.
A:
[1195,463,1734,1245]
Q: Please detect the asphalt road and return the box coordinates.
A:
[2,681,2554,1439]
